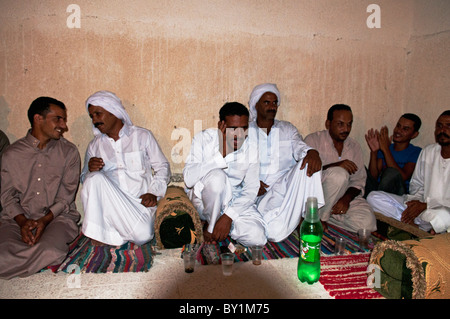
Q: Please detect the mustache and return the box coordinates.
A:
[437,132,450,139]
[94,122,104,128]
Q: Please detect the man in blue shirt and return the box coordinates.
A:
[365,113,422,196]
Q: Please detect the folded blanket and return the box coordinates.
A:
[155,186,203,249]
[370,233,449,299]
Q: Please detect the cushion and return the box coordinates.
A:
[155,186,203,249]
[370,233,450,299]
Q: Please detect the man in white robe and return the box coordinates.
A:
[81,91,170,246]
[249,83,324,242]
[367,111,450,233]
[183,102,267,247]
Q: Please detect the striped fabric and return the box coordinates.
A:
[56,235,154,273]
[322,224,383,254]
[319,253,384,299]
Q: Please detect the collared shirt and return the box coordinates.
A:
[304,129,366,192]
[1,130,81,221]
[183,128,259,220]
[81,124,170,198]
[249,120,312,188]
[406,143,450,209]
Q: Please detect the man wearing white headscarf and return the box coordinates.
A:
[80,90,170,246]
[249,83,324,242]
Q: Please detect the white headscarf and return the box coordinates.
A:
[85,90,133,136]
[248,83,281,121]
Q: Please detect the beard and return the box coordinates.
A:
[437,132,450,146]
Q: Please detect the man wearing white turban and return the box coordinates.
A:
[80,91,171,246]
[249,83,325,242]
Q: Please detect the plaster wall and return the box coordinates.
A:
[403,0,450,147]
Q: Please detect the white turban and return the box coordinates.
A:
[248,83,281,121]
[85,90,133,136]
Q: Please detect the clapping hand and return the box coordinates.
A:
[365,128,380,152]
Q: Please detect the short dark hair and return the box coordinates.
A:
[28,96,66,127]
[439,110,450,117]
[327,104,352,121]
[401,113,422,132]
[219,102,249,121]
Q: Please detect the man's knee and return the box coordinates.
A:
[32,237,69,265]
[349,202,377,232]
[246,225,267,246]
[131,221,154,245]
[238,230,267,247]
[83,171,107,187]
[380,167,402,180]
[366,191,384,209]
[202,169,228,194]
[323,167,350,188]
[379,168,405,195]
[232,217,267,247]
[361,210,377,232]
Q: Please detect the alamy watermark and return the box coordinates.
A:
[66,264,81,288]
[366,264,381,288]
[366,4,381,29]
[66,4,381,30]
[66,4,81,29]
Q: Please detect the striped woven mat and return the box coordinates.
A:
[54,235,154,273]
[190,224,384,265]
[319,253,384,299]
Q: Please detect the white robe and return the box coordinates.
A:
[251,120,325,242]
[183,128,267,247]
[81,124,171,245]
[367,143,450,233]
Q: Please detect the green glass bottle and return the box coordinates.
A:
[297,197,323,284]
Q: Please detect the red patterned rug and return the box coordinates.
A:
[319,253,384,299]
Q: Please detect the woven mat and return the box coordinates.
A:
[320,253,384,299]
[322,224,384,254]
[54,234,154,274]
[188,224,385,265]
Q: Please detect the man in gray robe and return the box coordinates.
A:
[0,97,81,279]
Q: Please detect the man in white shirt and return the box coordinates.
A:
[249,83,324,242]
[81,91,171,246]
[183,102,267,247]
[367,110,450,234]
[305,104,376,233]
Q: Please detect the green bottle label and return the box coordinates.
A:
[300,239,320,262]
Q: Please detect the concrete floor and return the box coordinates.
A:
[0,247,332,299]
